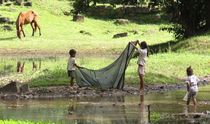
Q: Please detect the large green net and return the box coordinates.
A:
[75,42,136,89]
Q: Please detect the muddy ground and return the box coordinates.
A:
[0,75,209,100]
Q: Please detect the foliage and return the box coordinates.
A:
[160,24,185,39]
[72,0,89,14]
[161,0,210,39]
[150,112,161,123]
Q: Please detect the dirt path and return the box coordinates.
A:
[0,48,120,58]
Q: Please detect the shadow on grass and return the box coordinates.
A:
[149,30,210,54]
[77,5,170,25]
[85,12,170,25]
[149,40,178,54]
[0,37,17,41]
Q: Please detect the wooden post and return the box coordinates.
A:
[39,60,41,69]
[32,61,37,71]
[17,61,21,73]
[20,62,25,73]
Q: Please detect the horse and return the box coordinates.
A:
[16,10,41,39]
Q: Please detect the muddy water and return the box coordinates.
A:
[0,90,210,124]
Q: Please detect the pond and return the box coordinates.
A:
[0,90,210,124]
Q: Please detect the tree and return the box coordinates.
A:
[162,0,210,39]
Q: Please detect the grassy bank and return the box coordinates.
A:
[0,52,209,87]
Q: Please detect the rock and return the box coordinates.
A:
[0,17,10,24]
[2,25,13,31]
[15,0,22,5]
[2,94,19,100]
[114,19,129,25]
[0,81,20,93]
[129,30,138,35]
[159,86,164,89]
[0,0,3,4]
[63,11,70,16]
[113,32,128,38]
[73,14,84,22]
[79,30,92,36]
[20,84,30,93]
[23,1,32,6]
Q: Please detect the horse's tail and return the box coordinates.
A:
[16,13,22,38]
[16,13,21,30]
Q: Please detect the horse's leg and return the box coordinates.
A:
[21,25,26,37]
[16,25,21,39]
[31,22,35,36]
[34,21,41,36]
[17,30,21,39]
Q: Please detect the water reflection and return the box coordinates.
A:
[0,91,209,124]
[65,96,149,124]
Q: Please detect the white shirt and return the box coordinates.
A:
[137,48,147,66]
[67,57,76,70]
[186,75,200,92]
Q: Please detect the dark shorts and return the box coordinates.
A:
[67,70,75,78]
[188,91,197,99]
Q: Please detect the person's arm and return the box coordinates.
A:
[74,62,84,69]
[130,41,139,50]
[137,42,141,47]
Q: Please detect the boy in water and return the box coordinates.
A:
[186,66,200,106]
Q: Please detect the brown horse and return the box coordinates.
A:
[16,10,41,39]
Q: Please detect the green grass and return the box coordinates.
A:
[0,120,52,124]
[0,0,209,87]
[0,0,173,54]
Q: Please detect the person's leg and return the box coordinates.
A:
[139,74,144,91]
[138,65,145,91]
[192,92,197,106]
[187,92,191,105]
[70,77,74,86]
[193,97,197,106]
